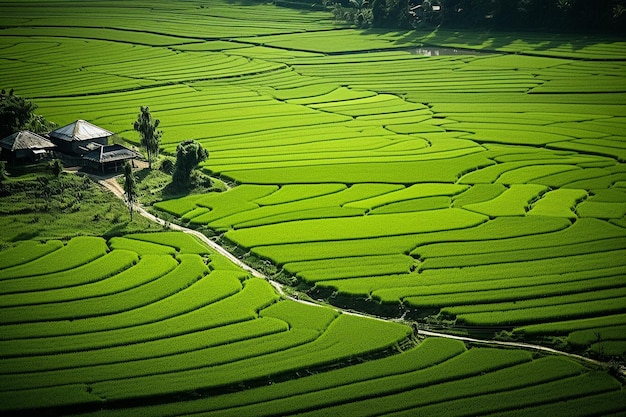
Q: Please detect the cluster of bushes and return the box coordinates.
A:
[0,89,55,138]
[440,0,626,32]
[276,0,626,33]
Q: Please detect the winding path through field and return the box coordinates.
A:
[96,174,625,376]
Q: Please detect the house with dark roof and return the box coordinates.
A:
[0,130,56,162]
[83,144,141,173]
[48,119,113,155]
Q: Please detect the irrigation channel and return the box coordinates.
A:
[96,174,625,377]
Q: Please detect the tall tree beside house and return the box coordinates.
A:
[123,161,137,221]
[26,114,56,136]
[133,106,162,170]
[0,89,55,138]
[0,89,35,138]
[0,161,7,183]
[172,140,209,188]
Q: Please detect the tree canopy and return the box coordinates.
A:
[133,106,162,170]
[331,0,626,32]
[0,89,55,138]
[172,140,209,188]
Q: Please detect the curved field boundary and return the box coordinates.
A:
[1,2,625,414]
[0,250,138,295]
[0,254,178,307]
[0,236,109,280]
[98,175,624,378]
[0,240,64,270]
[0,189,412,415]
[98,177,265,280]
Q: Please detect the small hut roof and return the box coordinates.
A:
[49,120,113,142]
[83,144,140,164]
[0,130,56,151]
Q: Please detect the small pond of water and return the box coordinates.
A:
[410,47,488,56]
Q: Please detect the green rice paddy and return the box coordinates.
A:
[1,0,625,415]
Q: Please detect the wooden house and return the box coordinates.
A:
[82,143,141,173]
[0,130,56,162]
[48,120,113,155]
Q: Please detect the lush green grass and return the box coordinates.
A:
[0,171,155,243]
[0,232,414,412]
[0,249,138,295]
[404,275,625,311]
[0,253,207,324]
[1,0,625,414]
[287,254,416,283]
[252,216,570,265]
[0,190,415,415]
[202,184,399,229]
[528,188,588,218]
[0,236,110,279]
[567,324,626,350]
[0,239,63,268]
[225,209,487,246]
[343,183,468,211]
[58,341,626,417]
[124,232,212,255]
[0,254,177,308]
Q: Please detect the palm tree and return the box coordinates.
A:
[350,0,368,24]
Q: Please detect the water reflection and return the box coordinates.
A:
[411,47,485,56]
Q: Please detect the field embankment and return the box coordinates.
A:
[1,1,625,415]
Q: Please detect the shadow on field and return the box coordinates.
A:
[361,27,617,55]
[11,231,40,242]
[224,0,327,14]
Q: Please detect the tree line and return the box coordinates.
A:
[0,89,56,138]
[295,0,626,33]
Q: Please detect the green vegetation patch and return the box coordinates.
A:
[286,254,416,283]
[220,154,494,184]
[0,172,153,242]
[370,196,451,214]
[0,240,63,269]
[226,209,487,247]
[462,184,548,216]
[1,3,626,414]
[528,188,588,218]
[345,183,468,211]
[261,299,338,333]
[254,184,347,205]
[124,232,211,254]
[0,236,109,280]
[0,249,138,296]
[0,254,177,308]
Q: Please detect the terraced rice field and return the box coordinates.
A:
[1,0,626,414]
[1,234,624,415]
[0,233,414,412]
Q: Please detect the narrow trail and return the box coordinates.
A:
[97,175,625,376]
[98,176,264,279]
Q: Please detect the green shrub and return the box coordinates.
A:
[50,159,63,178]
[159,156,175,175]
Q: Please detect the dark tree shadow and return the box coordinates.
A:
[11,231,40,242]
